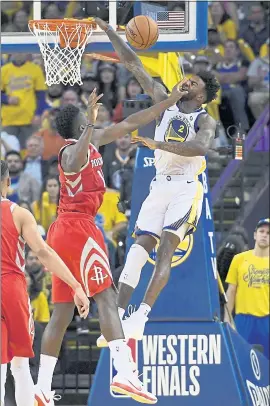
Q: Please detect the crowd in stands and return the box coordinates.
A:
[1,1,269,330]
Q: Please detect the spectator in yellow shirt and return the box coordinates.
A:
[97,188,128,242]
[32,175,60,232]
[260,39,269,58]
[26,272,50,324]
[1,54,47,148]
[210,2,237,41]
[225,219,269,359]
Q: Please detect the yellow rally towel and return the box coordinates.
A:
[139,52,183,91]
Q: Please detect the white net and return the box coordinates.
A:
[29,21,93,86]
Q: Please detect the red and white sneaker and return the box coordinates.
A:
[97,307,148,348]
[111,373,157,404]
[35,387,61,406]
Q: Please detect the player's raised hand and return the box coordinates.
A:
[73,286,90,319]
[170,78,190,101]
[95,17,109,32]
[132,135,158,150]
[87,88,103,125]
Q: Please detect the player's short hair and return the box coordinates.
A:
[1,160,9,181]
[197,71,220,103]
[55,104,80,139]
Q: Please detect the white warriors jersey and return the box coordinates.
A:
[154,104,207,177]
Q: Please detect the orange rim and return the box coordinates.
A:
[28,18,97,32]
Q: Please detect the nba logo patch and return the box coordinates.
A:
[110,339,138,398]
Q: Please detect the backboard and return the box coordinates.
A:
[1,1,208,54]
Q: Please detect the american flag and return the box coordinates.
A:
[156,11,185,29]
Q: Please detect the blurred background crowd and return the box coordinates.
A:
[1,0,269,356]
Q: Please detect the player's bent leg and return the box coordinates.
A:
[142,229,181,308]
[94,287,157,404]
[94,287,123,342]
[36,302,75,402]
[118,234,156,311]
[122,225,190,341]
[1,364,7,404]
[97,234,156,348]
[10,357,34,406]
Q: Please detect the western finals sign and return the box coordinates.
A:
[110,334,222,398]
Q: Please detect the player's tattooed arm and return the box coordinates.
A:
[134,114,216,157]
[94,80,189,146]
[95,18,168,103]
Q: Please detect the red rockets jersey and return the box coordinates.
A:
[58,140,106,217]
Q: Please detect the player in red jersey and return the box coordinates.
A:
[0,160,89,406]
[35,85,186,405]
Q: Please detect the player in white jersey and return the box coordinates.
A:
[96,18,220,347]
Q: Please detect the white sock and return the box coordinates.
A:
[118,307,125,320]
[37,354,58,394]
[138,303,151,317]
[10,357,34,406]
[108,339,135,377]
[1,364,7,403]
[119,244,149,289]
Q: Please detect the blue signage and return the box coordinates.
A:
[88,147,269,406]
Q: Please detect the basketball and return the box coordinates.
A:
[125,15,159,50]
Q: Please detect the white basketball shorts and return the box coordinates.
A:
[135,175,204,239]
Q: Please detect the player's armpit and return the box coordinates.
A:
[61,128,93,173]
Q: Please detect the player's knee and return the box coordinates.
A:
[157,232,180,262]
[135,234,157,254]
[118,243,149,288]
[94,286,116,307]
[155,232,179,279]
[50,303,74,330]
[11,357,29,371]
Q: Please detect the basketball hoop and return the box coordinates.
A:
[28,19,96,86]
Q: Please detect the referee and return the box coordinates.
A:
[225,218,269,359]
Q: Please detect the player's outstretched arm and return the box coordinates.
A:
[94,80,189,147]
[14,207,89,318]
[95,17,168,103]
[61,89,102,173]
[133,114,216,157]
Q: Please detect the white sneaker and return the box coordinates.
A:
[111,373,157,404]
[97,308,148,348]
[35,386,61,406]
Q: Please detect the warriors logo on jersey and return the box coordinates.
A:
[165,115,190,143]
[154,105,207,178]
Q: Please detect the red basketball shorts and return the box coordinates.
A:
[47,213,113,303]
[1,273,34,364]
